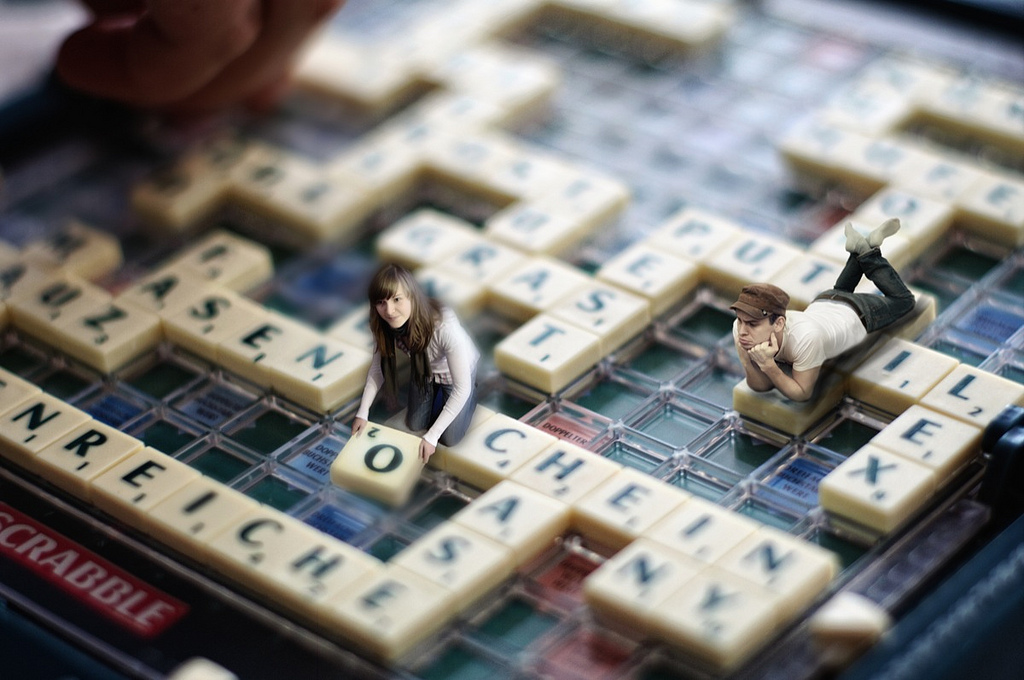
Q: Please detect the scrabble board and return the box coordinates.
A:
[1,1,1023,679]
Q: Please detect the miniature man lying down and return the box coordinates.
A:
[731,218,915,402]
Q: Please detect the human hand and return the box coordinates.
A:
[748,332,779,369]
[418,439,435,465]
[56,0,344,114]
[351,417,367,437]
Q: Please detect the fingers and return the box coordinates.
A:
[243,71,293,113]
[202,0,347,112]
[748,341,775,367]
[79,1,146,14]
[57,0,346,112]
[172,0,343,112]
[418,440,435,464]
[58,0,261,107]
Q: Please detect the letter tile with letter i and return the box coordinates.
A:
[331,422,424,507]
[848,337,959,415]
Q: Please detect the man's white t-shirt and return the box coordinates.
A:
[734,300,866,372]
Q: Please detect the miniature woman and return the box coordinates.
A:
[352,263,480,463]
[732,218,915,402]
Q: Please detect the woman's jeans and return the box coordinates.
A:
[406,377,478,446]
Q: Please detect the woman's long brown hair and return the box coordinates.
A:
[367,263,441,405]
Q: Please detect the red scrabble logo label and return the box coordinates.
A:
[0,502,188,638]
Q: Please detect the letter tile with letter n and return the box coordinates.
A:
[715,527,839,620]
[260,333,372,413]
[584,537,704,633]
[330,422,424,507]
[0,393,91,468]
[819,444,936,534]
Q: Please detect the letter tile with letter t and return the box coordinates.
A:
[494,314,601,394]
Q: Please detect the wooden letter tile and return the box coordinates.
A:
[819,444,936,534]
[510,440,620,504]
[848,337,959,414]
[330,422,424,507]
[573,469,689,549]
[450,480,571,565]
[494,314,601,394]
[392,522,515,612]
